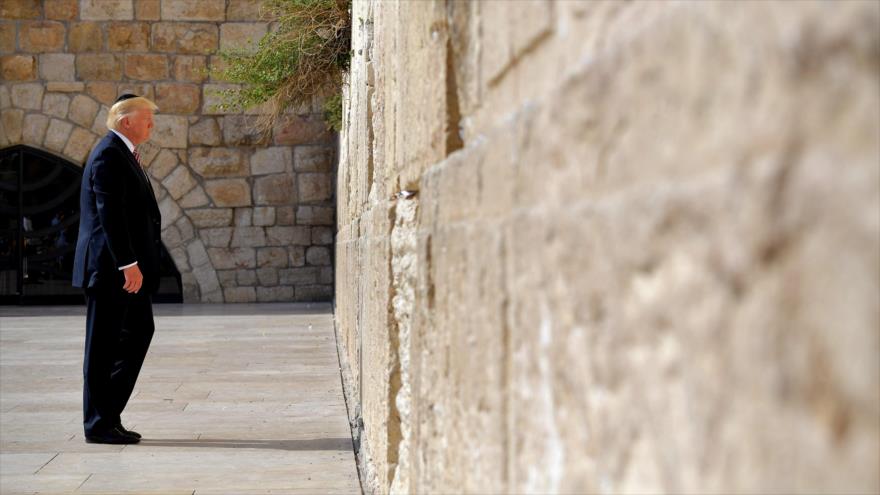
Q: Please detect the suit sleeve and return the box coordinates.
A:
[91,147,137,268]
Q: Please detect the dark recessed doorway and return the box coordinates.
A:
[0,145,182,305]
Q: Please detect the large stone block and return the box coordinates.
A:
[201,83,239,114]
[231,226,266,248]
[294,145,334,172]
[188,147,245,177]
[0,85,8,109]
[46,82,85,93]
[42,93,69,118]
[0,0,40,19]
[155,83,200,114]
[188,208,233,228]
[69,22,103,52]
[179,185,210,208]
[124,54,169,80]
[223,287,256,303]
[45,0,77,20]
[68,95,99,128]
[22,113,49,144]
[172,55,207,82]
[311,226,333,245]
[273,114,332,145]
[220,22,268,53]
[1,56,37,81]
[161,165,197,200]
[226,0,264,21]
[0,23,15,54]
[251,146,291,175]
[135,0,160,20]
[19,21,66,52]
[253,206,275,226]
[298,173,333,202]
[39,54,76,81]
[1,109,24,144]
[306,246,331,266]
[188,117,221,145]
[151,115,188,148]
[207,247,256,269]
[152,22,218,54]
[117,82,154,101]
[63,127,98,164]
[278,267,319,285]
[256,247,288,268]
[265,226,310,246]
[108,22,151,51]
[256,286,294,302]
[205,179,251,206]
[296,205,334,225]
[256,267,279,286]
[11,83,43,110]
[76,54,123,81]
[161,0,225,21]
[147,148,177,179]
[221,115,267,145]
[253,173,295,205]
[294,285,331,301]
[86,82,118,106]
[81,0,134,20]
[44,118,72,152]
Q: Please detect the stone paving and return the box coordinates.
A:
[0,303,360,494]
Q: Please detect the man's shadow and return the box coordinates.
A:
[138,437,352,452]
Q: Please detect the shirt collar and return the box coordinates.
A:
[110,129,135,154]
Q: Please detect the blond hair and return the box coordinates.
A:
[106,96,158,130]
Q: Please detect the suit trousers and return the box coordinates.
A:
[83,287,154,435]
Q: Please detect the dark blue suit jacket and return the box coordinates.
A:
[73,132,162,294]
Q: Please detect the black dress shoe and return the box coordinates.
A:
[85,426,141,444]
[116,423,141,439]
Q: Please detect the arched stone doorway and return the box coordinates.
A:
[0,145,182,304]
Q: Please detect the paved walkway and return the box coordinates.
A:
[0,303,360,495]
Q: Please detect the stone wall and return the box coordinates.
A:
[0,0,335,303]
[335,1,879,494]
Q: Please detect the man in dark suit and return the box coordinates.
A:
[73,94,161,445]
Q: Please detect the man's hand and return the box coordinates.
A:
[122,264,143,293]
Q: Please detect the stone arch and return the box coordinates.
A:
[0,92,220,303]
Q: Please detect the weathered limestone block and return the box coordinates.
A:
[222,115,266,145]
[147,148,178,179]
[216,270,236,286]
[205,178,251,206]
[167,246,188,270]
[117,82,154,101]
[207,247,256,269]
[176,215,195,241]
[69,23,104,52]
[288,246,305,266]
[298,173,333,202]
[45,0,77,20]
[306,246,331,266]
[256,247,288,268]
[1,56,37,81]
[42,93,70,118]
[318,267,333,284]
[43,118,72,151]
[108,22,151,51]
[173,55,208,83]
[0,86,8,109]
[161,225,182,247]
[276,206,295,225]
[256,267,279,286]
[220,22,268,53]
[266,226,310,246]
[273,114,331,145]
[296,206,334,225]
[161,165,197,200]
[157,195,181,229]
[152,23,218,54]
[256,286,293,302]
[253,206,275,226]
[0,24,15,53]
[63,127,98,164]
[0,0,41,19]
[11,83,43,110]
[124,54,169,80]
[294,285,331,301]
[179,185,210,208]
[236,269,257,286]
[151,115,187,148]
[201,84,239,114]
[231,226,266,248]
[189,118,221,145]
[161,0,225,21]
[200,227,233,248]
[294,145,333,172]
[226,0,263,21]
[19,21,66,52]
[81,0,134,20]
[311,226,333,245]
[186,240,210,267]
[68,95,99,128]
[155,83,200,114]
[86,83,117,106]
[278,267,318,285]
[22,113,49,144]
[135,0,160,21]
[250,146,291,175]
[254,174,295,205]
[1,109,24,144]
[224,287,256,303]
[189,147,245,177]
[39,54,76,81]
[234,208,252,226]
[192,263,220,293]
[76,54,123,81]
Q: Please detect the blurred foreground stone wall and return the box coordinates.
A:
[335,1,879,494]
[1,0,335,302]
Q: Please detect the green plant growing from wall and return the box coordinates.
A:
[213,0,351,132]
